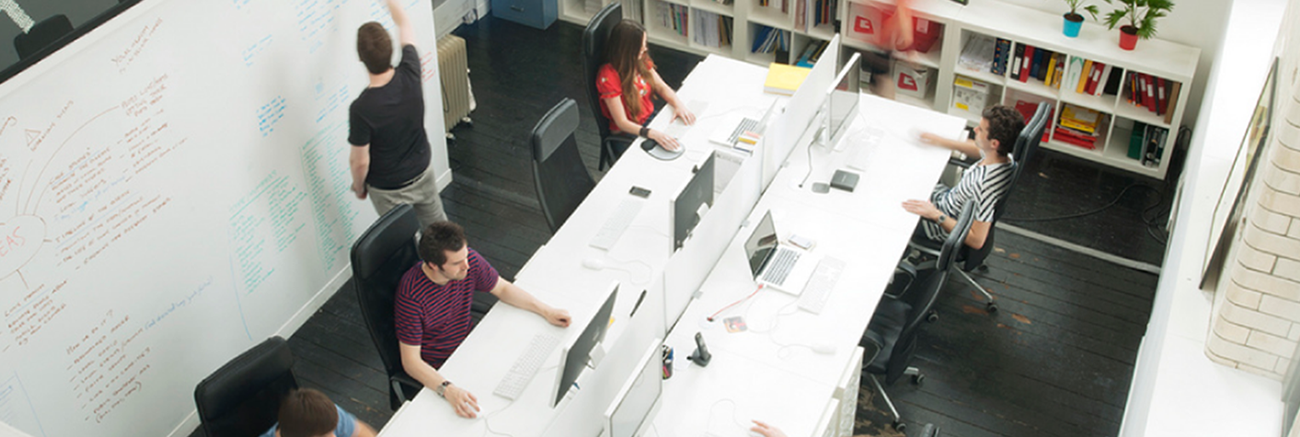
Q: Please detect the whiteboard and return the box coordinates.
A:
[0,0,449,435]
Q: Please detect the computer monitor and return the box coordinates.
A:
[671,152,716,251]
[553,282,619,407]
[601,338,663,437]
[821,52,861,149]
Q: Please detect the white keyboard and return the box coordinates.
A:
[665,100,709,139]
[590,198,645,250]
[798,256,845,314]
[493,332,561,400]
[846,127,883,171]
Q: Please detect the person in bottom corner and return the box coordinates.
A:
[260,388,376,437]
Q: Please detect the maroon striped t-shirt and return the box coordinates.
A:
[394,248,499,369]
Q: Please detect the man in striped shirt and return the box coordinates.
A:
[395,221,571,418]
[903,105,1024,250]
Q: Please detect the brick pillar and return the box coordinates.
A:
[1205,58,1300,379]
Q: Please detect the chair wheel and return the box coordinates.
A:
[920,423,939,437]
[912,374,925,385]
[975,264,989,273]
[987,302,998,313]
[926,311,939,322]
[894,421,906,432]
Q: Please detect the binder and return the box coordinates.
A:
[1094,63,1112,96]
[1076,59,1093,93]
[1103,66,1124,95]
[1084,62,1103,95]
[1156,77,1168,115]
[1019,45,1034,82]
[1144,74,1157,112]
[1128,121,1146,160]
[1029,47,1043,81]
[991,38,1011,75]
[1011,44,1025,78]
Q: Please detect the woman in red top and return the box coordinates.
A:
[598,20,695,151]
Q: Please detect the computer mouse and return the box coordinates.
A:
[581,258,606,270]
[810,342,836,355]
[642,138,684,161]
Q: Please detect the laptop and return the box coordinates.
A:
[708,100,780,149]
[742,210,820,296]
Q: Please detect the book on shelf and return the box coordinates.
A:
[1065,57,1084,91]
[1009,43,1024,77]
[1076,59,1092,93]
[990,38,1011,76]
[1044,54,1057,87]
[764,62,811,95]
[1128,121,1147,160]
[795,39,827,67]
[1094,64,1112,96]
[1028,46,1042,81]
[1084,62,1103,95]
[1142,124,1169,167]
[1143,74,1157,113]
[1156,77,1168,115]
[1164,81,1181,123]
[1053,126,1098,149]
[1019,44,1033,82]
[1060,104,1103,134]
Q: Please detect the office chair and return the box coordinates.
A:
[864,202,974,433]
[531,98,596,232]
[351,204,496,409]
[194,336,298,437]
[14,15,74,60]
[907,101,1050,313]
[582,3,636,171]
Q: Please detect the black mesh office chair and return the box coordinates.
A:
[532,98,596,232]
[864,202,974,433]
[351,204,496,409]
[908,101,1050,312]
[14,15,73,60]
[194,336,298,437]
[582,3,636,171]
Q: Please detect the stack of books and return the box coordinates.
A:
[691,11,732,48]
[655,2,689,37]
[794,39,829,67]
[1055,103,1103,149]
[1125,73,1181,123]
[1064,58,1125,97]
[751,26,790,54]
[764,62,811,95]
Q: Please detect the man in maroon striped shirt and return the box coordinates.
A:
[395,221,571,418]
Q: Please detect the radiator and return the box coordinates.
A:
[437,34,474,135]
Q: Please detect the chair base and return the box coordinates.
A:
[867,367,923,432]
[906,241,997,313]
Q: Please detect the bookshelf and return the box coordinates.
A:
[555,0,1198,179]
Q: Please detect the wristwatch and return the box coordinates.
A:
[639,126,650,138]
[435,380,452,397]
[932,213,947,225]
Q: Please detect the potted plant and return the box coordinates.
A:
[1102,0,1174,50]
[1062,0,1098,38]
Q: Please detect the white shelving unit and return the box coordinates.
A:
[557,0,1198,179]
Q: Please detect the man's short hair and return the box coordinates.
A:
[278,389,336,437]
[356,22,393,75]
[419,221,468,267]
[982,105,1026,157]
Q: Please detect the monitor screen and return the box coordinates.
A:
[825,52,861,147]
[554,283,619,407]
[604,339,663,437]
[672,152,716,251]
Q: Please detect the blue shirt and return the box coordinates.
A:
[260,404,356,437]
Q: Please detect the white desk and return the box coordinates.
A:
[378,55,963,437]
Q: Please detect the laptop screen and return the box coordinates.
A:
[744,211,779,278]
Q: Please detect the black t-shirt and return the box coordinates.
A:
[349,44,430,189]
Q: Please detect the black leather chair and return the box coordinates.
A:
[14,15,73,60]
[908,101,1050,312]
[194,336,297,437]
[864,202,975,433]
[532,98,596,232]
[582,3,636,171]
[350,204,497,409]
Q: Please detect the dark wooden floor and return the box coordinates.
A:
[192,16,1166,437]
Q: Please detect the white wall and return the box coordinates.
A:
[997,0,1231,140]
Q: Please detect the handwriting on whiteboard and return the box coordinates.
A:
[111,18,162,74]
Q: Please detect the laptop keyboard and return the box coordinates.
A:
[762,248,801,286]
[727,117,760,145]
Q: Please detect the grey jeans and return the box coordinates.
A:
[367,164,447,228]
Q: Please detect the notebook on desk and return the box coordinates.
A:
[743,210,820,296]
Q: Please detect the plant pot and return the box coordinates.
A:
[1119,25,1139,50]
[1063,13,1083,38]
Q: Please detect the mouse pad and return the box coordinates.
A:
[643,139,684,161]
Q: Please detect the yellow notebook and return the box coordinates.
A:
[764,63,812,95]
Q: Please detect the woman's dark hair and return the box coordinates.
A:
[605,20,653,121]
[356,22,393,75]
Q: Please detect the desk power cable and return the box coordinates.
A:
[477,363,559,437]
[706,284,764,322]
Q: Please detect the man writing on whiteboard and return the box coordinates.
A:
[349,0,447,227]
[395,221,571,418]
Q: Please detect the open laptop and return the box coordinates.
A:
[743,210,820,296]
[708,99,780,149]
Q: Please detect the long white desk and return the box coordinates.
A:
[378,54,962,437]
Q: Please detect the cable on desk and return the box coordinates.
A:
[706,284,764,322]
[475,363,561,437]
[706,398,751,432]
[799,134,816,188]
[606,255,653,285]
